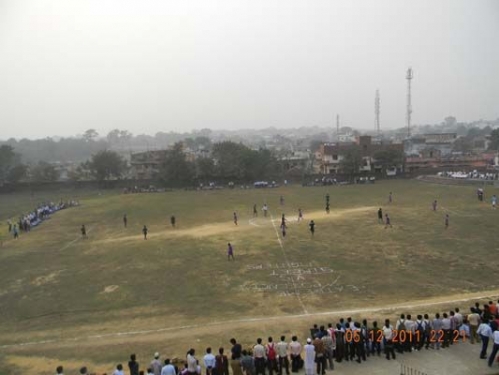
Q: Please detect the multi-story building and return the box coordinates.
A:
[314,136,404,175]
[130,150,168,180]
[404,133,457,157]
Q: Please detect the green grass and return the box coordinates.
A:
[0,180,498,374]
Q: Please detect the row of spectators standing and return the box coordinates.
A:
[7,200,79,237]
[52,300,499,375]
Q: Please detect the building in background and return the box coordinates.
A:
[130,150,168,180]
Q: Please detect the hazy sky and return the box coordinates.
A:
[0,0,498,139]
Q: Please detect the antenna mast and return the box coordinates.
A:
[375,89,380,135]
[336,114,340,142]
[406,67,413,138]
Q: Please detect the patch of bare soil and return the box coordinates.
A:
[96,206,377,244]
[31,271,63,286]
[102,285,119,293]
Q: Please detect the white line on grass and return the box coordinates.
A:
[2,292,497,349]
[59,226,93,251]
[269,211,308,315]
[248,219,261,227]
[440,206,479,217]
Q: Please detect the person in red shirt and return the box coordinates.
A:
[489,301,498,317]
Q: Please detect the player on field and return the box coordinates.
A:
[81,224,87,238]
[492,195,497,209]
[171,215,176,228]
[263,204,268,217]
[142,225,148,240]
[309,220,315,236]
[326,203,330,214]
[298,208,303,222]
[253,204,258,217]
[384,214,392,229]
[281,222,287,237]
[377,208,383,223]
[123,214,127,228]
[233,212,238,226]
[281,214,287,237]
[445,214,449,229]
[388,192,393,204]
[227,242,234,261]
[432,200,437,211]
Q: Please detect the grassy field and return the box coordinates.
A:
[0,180,498,374]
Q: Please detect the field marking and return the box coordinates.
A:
[248,218,261,227]
[59,226,93,251]
[2,291,498,350]
[269,211,308,315]
[440,206,480,217]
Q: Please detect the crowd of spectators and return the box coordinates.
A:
[6,199,79,237]
[437,171,499,180]
[52,299,499,375]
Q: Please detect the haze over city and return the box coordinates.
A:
[0,0,498,140]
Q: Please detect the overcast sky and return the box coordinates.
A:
[0,0,498,140]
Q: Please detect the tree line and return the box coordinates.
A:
[0,140,280,186]
[159,141,279,187]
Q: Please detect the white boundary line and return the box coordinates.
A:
[248,218,261,227]
[59,226,93,251]
[1,292,497,349]
[269,211,308,315]
[440,206,479,217]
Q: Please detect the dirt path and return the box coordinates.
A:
[96,206,376,244]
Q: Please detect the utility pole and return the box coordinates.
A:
[406,67,413,138]
[375,89,380,136]
[336,114,340,142]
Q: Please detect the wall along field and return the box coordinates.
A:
[0,180,498,374]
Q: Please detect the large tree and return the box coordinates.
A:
[340,148,362,180]
[211,141,278,182]
[0,145,16,183]
[212,141,248,181]
[6,164,28,183]
[88,150,127,181]
[195,157,216,182]
[488,129,499,151]
[0,145,26,184]
[83,129,99,142]
[373,149,405,174]
[30,161,60,182]
[160,142,195,187]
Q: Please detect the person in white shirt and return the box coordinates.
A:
[204,348,216,375]
[289,336,302,373]
[382,319,396,360]
[488,328,499,366]
[55,365,64,375]
[404,314,415,352]
[276,336,290,375]
[262,204,268,217]
[477,320,493,359]
[303,339,315,375]
[454,308,463,327]
[253,338,266,375]
[441,313,452,348]
[151,353,162,375]
[468,307,481,344]
[187,349,198,375]
[113,364,125,375]
[161,359,177,375]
